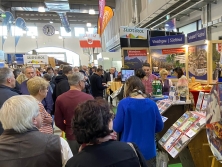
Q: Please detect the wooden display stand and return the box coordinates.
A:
[188,129,222,167]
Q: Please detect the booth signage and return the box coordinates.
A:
[187,28,207,43]
[149,34,185,46]
[120,26,147,39]
[15,54,24,65]
[128,50,147,57]
[23,55,48,64]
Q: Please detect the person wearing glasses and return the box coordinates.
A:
[159,69,173,96]
[55,72,94,155]
[27,76,53,134]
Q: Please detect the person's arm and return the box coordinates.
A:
[60,137,73,167]
[55,99,66,132]
[113,101,125,133]
[43,90,54,114]
[39,103,52,124]
[154,103,164,133]
[169,79,173,87]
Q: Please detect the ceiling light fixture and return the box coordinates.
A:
[49,21,53,24]
[89,9,95,15]
[55,30,59,34]
[38,7,45,12]
[86,23,92,27]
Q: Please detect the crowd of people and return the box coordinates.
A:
[0,62,188,167]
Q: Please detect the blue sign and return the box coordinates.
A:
[187,28,206,43]
[149,34,185,46]
[0,62,4,68]
[15,54,24,65]
[15,17,28,47]
[7,54,12,64]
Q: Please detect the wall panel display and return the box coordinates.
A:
[212,43,222,81]
[188,44,207,80]
[150,48,185,72]
[122,48,148,69]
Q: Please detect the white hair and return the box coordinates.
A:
[0,95,39,133]
[68,72,84,86]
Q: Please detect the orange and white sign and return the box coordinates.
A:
[79,34,101,48]
[98,6,114,36]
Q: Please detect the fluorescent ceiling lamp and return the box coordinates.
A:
[86,23,92,27]
[38,7,45,12]
[49,21,53,24]
[89,9,95,15]
[55,30,59,34]
[103,57,109,60]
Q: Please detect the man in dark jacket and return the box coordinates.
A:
[90,68,107,98]
[0,67,18,135]
[52,65,73,103]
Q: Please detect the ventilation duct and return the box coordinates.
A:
[44,0,71,33]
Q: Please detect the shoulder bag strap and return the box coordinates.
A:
[127,142,141,167]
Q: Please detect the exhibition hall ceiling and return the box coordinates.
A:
[0,0,116,26]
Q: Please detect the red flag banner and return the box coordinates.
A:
[99,0,105,35]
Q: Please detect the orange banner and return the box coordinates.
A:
[98,6,114,36]
[162,48,185,54]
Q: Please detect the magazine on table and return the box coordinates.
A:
[157,99,173,114]
[201,93,210,112]
[159,111,206,158]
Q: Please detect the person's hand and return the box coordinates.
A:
[110,131,117,140]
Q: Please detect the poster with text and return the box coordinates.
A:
[150,48,185,74]
[188,44,207,80]
[123,49,148,69]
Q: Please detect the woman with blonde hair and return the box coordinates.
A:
[27,76,53,134]
[114,76,163,166]
[159,69,173,95]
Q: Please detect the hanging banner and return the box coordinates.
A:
[98,0,106,35]
[150,34,185,46]
[0,50,5,68]
[120,26,147,39]
[2,11,14,48]
[79,34,101,48]
[187,28,207,43]
[15,17,28,47]
[98,6,114,36]
[23,55,49,65]
[165,18,176,32]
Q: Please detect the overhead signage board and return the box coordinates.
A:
[120,26,148,39]
[23,55,48,65]
[149,34,185,46]
[187,28,207,43]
